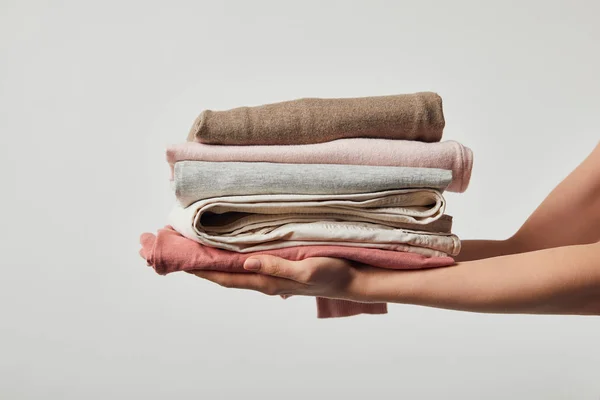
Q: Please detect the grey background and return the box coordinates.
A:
[1,0,599,398]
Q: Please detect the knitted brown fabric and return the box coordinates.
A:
[187,92,445,145]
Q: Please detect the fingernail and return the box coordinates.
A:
[244,258,261,271]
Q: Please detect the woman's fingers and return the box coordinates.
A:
[191,270,304,296]
[191,256,359,298]
[244,255,355,285]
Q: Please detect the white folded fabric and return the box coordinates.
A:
[169,189,460,256]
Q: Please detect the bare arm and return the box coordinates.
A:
[192,241,600,315]
[457,142,600,262]
[352,241,600,315]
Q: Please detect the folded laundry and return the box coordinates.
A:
[167,139,472,192]
[140,226,456,318]
[200,212,453,235]
[170,218,460,256]
[174,161,452,207]
[173,188,448,231]
[141,226,456,275]
[141,90,471,319]
[169,191,461,256]
[187,92,445,145]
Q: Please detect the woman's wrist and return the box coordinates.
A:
[341,267,372,302]
[342,267,418,304]
[454,237,521,262]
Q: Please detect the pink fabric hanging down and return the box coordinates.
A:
[166,139,473,193]
[140,226,455,318]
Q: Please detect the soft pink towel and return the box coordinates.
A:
[140,226,455,318]
[167,139,473,193]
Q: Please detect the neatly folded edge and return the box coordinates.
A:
[459,144,474,193]
[186,110,205,142]
[139,232,156,266]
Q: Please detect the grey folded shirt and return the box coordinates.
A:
[174,161,452,207]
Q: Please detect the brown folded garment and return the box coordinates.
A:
[187,92,445,145]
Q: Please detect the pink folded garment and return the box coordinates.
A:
[140,226,455,318]
[166,139,473,193]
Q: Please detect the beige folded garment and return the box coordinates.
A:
[168,189,460,256]
[201,212,452,235]
[187,92,445,145]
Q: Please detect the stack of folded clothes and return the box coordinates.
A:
[140,92,473,318]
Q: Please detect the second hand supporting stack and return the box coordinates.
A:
[140,92,474,318]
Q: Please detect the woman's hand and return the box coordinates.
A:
[191,256,364,300]
[192,242,600,315]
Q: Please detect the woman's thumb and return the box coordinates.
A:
[243,255,301,281]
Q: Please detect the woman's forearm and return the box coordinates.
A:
[456,143,600,262]
[349,241,600,315]
[510,143,600,250]
[454,239,520,262]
